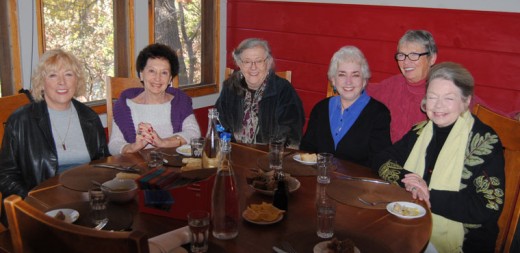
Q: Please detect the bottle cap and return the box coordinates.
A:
[220,132,232,141]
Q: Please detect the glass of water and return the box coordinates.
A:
[316,196,336,238]
[188,210,210,253]
[317,153,334,184]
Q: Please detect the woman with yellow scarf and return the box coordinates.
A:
[372,62,505,253]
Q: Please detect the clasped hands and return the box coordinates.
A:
[135,122,164,148]
[402,173,431,208]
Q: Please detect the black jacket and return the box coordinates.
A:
[0,99,109,198]
[216,71,305,146]
[300,97,391,167]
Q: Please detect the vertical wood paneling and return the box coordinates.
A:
[227,0,520,115]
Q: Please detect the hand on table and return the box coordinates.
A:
[402,173,431,208]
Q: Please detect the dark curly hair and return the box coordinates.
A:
[136,43,179,79]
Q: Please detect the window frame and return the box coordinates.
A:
[0,0,23,96]
[148,0,220,98]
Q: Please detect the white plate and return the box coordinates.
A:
[313,241,360,253]
[249,177,301,196]
[242,211,283,225]
[176,144,192,156]
[45,208,80,223]
[293,154,317,165]
[386,201,426,219]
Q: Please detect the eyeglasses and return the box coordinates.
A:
[394,52,430,61]
[240,58,267,68]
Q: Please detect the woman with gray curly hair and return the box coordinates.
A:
[300,46,391,166]
[0,49,109,201]
[216,38,305,147]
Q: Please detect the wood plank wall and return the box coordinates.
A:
[226,0,520,120]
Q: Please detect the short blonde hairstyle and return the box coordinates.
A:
[31,49,86,102]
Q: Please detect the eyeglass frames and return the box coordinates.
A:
[240,57,267,68]
[394,52,430,61]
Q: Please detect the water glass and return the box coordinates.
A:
[269,139,284,176]
[190,137,205,158]
[188,210,210,253]
[89,187,108,225]
[317,153,334,184]
[316,197,336,238]
[148,150,163,168]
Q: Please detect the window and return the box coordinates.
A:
[37,0,116,102]
[0,0,22,97]
[150,0,219,97]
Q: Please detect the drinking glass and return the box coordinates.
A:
[269,138,284,178]
[188,210,210,253]
[89,187,108,225]
[190,137,205,158]
[317,153,334,184]
[147,150,163,168]
[316,197,336,238]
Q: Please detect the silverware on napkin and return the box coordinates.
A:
[335,174,389,185]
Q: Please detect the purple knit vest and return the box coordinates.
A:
[113,87,193,143]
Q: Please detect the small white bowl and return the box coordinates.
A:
[101,179,138,203]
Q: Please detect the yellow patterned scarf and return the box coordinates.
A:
[404,110,474,253]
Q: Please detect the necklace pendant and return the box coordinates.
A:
[62,143,66,150]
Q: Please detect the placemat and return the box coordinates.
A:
[59,164,120,192]
[46,201,134,231]
[257,154,317,176]
[326,179,415,209]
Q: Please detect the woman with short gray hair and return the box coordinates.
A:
[216,38,305,147]
[300,46,391,166]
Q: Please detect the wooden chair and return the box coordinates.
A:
[224,68,292,82]
[105,76,180,137]
[4,195,149,253]
[0,93,31,146]
[473,104,520,253]
[326,82,337,97]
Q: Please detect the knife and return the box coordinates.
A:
[272,246,288,253]
[335,174,389,185]
[93,164,140,173]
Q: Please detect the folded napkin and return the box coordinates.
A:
[148,226,190,253]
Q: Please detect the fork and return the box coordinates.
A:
[357,197,390,206]
[281,241,297,253]
[93,219,108,230]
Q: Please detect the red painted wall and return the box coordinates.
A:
[226,1,520,119]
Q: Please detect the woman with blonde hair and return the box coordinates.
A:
[0,49,109,200]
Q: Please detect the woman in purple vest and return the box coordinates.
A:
[108,43,200,155]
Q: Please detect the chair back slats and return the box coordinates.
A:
[224,68,292,83]
[474,104,520,253]
[105,76,143,138]
[0,93,31,146]
[4,195,149,253]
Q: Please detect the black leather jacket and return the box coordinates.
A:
[0,99,109,198]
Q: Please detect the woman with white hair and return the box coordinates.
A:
[300,46,391,166]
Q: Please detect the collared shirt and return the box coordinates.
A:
[329,91,371,149]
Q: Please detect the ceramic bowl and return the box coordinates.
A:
[101,179,138,203]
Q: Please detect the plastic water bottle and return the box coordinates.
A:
[211,132,239,239]
[202,108,223,168]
